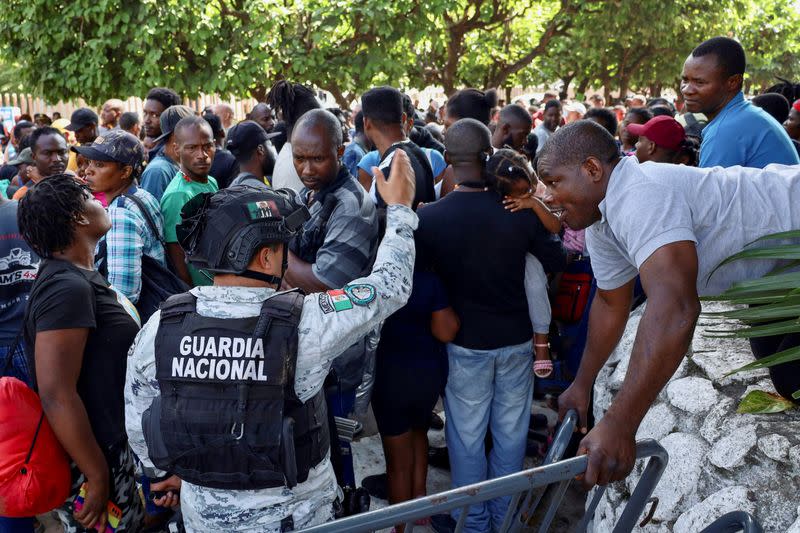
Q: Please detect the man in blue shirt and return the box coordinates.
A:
[140,105,194,200]
[681,36,799,168]
[342,111,370,178]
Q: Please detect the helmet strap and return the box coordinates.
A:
[240,270,283,286]
[239,242,290,288]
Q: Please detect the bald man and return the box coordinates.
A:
[100,98,126,132]
[213,103,236,132]
[539,120,800,489]
[284,109,379,493]
[247,103,275,133]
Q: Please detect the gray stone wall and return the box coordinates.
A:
[590,302,800,532]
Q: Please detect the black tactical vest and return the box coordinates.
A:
[143,290,330,490]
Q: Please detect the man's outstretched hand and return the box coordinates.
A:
[577,416,637,488]
[373,149,416,208]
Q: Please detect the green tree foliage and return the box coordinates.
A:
[0,0,798,105]
[528,0,800,101]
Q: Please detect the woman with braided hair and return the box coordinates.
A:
[18,174,144,532]
[267,80,321,191]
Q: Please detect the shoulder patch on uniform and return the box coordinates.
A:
[326,289,353,311]
[344,284,376,306]
[318,292,334,314]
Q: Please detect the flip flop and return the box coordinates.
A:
[533,359,553,378]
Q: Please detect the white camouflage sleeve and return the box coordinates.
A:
[295,204,418,402]
[124,310,168,477]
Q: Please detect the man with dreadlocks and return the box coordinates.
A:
[124,151,418,532]
[268,80,322,192]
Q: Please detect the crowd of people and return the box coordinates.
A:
[1,35,800,533]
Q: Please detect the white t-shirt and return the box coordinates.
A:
[271,143,304,192]
[586,156,800,296]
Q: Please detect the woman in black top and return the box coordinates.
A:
[18,175,144,532]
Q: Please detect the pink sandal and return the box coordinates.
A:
[533,344,553,379]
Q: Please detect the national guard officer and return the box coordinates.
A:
[124,150,417,532]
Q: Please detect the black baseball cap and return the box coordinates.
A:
[65,108,99,131]
[154,105,195,143]
[225,120,281,158]
[72,130,145,177]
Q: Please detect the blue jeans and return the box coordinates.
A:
[444,340,533,533]
[0,342,31,387]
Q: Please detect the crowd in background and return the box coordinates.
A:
[1,34,799,533]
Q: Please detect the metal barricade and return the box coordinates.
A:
[298,411,669,533]
[699,511,764,533]
[504,409,579,533]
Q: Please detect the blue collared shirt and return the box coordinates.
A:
[699,92,800,168]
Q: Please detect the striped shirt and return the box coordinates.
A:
[296,168,378,288]
[101,186,166,303]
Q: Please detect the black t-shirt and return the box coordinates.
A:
[377,270,450,366]
[24,259,141,449]
[210,148,240,189]
[416,190,565,350]
[376,141,435,209]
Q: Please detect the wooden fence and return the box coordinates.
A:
[0,93,262,121]
[1,85,546,123]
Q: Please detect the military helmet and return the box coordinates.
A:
[177,185,309,274]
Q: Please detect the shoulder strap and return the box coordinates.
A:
[318,193,339,226]
[252,289,305,333]
[159,292,198,321]
[123,192,184,274]
[123,192,165,247]
[95,237,108,278]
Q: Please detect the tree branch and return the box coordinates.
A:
[486,0,580,87]
[217,0,250,23]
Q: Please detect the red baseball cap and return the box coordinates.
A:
[793,99,800,113]
[627,115,686,151]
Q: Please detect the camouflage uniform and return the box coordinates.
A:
[125,205,417,532]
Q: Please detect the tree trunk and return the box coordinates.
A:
[648,83,662,98]
[576,78,589,101]
[441,27,465,96]
[505,86,512,104]
[321,83,350,109]
[619,75,630,102]
[250,83,268,103]
[559,74,574,101]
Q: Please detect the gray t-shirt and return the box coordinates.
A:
[586,156,800,296]
[533,123,555,154]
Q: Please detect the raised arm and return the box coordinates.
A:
[295,150,416,401]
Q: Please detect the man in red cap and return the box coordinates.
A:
[629,115,691,164]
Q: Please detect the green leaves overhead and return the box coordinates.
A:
[0,0,798,105]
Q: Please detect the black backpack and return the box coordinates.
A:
[96,193,189,323]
